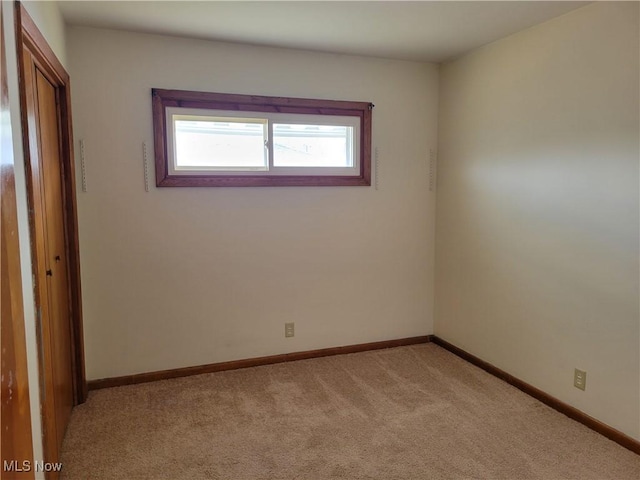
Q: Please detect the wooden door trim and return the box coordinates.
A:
[14,2,86,406]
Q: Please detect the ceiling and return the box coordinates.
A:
[58,1,589,63]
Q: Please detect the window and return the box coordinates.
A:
[152,89,372,187]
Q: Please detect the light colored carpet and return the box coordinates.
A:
[60,344,640,479]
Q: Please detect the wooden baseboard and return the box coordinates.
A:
[431,336,640,455]
[88,335,433,390]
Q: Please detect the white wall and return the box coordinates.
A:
[5,0,68,475]
[67,27,439,380]
[22,0,66,67]
[436,2,639,440]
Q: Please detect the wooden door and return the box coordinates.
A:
[21,48,74,473]
[17,3,88,475]
[1,1,35,477]
[38,67,74,451]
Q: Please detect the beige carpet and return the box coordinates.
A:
[60,344,640,479]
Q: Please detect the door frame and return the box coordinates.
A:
[14,1,86,409]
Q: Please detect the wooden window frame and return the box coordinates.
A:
[152,89,372,187]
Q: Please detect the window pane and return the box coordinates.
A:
[174,119,267,169]
[273,124,353,167]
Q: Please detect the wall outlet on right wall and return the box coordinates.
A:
[574,369,587,391]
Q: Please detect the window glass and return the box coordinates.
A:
[272,124,353,168]
[174,117,267,170]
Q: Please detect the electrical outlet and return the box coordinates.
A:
[285,322,295,338]
[574,369,586,391]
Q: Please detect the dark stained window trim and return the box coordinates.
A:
[152,88,373,187]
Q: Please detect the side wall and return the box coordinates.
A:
[67,27,439,380]
[21,0,66,66]
[436,2,639,439]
